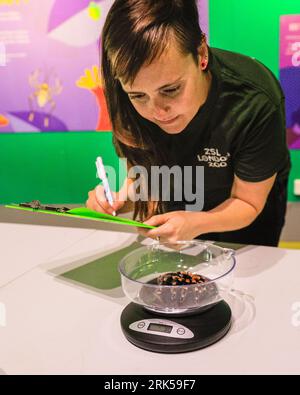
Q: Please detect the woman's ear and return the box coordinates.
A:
[197,49,208,70]
[197,34,209,71]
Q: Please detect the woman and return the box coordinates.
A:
[86,0,290,246]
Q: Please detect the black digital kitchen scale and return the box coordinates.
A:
[120,300,232,353]
[119,240,236,354]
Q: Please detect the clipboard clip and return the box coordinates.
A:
[19,200,70,213]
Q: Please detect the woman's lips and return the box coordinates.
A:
[155,116,179,125]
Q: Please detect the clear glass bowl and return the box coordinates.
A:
[119,240,236,316]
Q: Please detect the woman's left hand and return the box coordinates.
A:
[138,211,203,243]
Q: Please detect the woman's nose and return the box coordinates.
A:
[151,97,170,118]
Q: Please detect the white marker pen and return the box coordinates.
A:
[96,156,116,216]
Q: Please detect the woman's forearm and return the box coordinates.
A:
[194,197,259,235]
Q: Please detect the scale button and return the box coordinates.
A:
[137,322,146,329]
[177,328,186,336]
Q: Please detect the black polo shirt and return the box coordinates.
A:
[152,47,291,246]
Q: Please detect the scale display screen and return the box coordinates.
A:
[148,323,173,333]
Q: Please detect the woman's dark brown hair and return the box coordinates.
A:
[101,0,204,221]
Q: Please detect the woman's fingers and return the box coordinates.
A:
[138,220,172,241]
[86,186,124,215]
[143,214,166,227]
[86,188,107,213]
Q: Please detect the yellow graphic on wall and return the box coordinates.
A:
[76,65,112,131]
[88,2,101,21]
[28,68,63,128]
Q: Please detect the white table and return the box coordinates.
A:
[0,207,300,375]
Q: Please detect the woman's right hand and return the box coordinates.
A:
[86,185,125,216]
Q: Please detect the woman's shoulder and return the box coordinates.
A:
[210,47,284,108]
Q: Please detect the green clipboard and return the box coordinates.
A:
[4,204,156,229]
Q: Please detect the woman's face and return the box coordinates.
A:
[119,40,211,134]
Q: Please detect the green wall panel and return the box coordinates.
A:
[0,132,125,205]
[209,0,300,202]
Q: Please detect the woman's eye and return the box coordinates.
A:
[129,94,146,101]
[128,85,181,102]
[162,86,181,96]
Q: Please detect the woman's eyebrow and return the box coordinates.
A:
[124,77,183,94]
